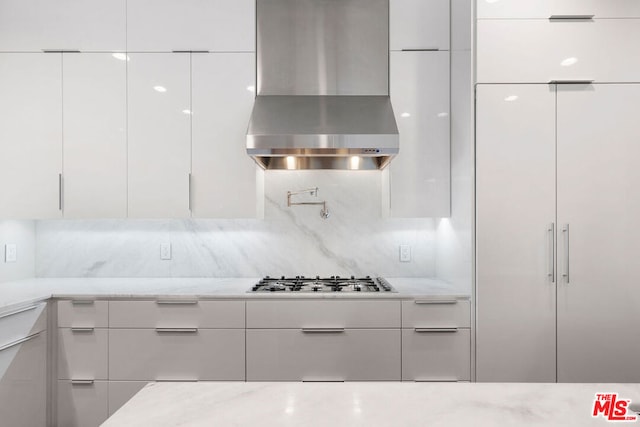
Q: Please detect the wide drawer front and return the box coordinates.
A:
[58,300,108,328]
[402,328,471,381]
[109,300,245,328]
[0,302,47,346]
[246,300,401,328]
[108,381,148,417]
[109,329,245,381]
[402,299,470,328]
[57,380,108,427]
[246,329,401,381]
[477,19,640,83]
[477,0,640,19]
[58,328,108,380]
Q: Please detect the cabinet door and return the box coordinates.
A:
[63,53,127,218]
[0,331,47,427]
[58,328,109,380]
[57,380,108,427]
[389,51,450,217]
[390,0,449,50]
[0,53,62,219]
[557,84,640,382]
[402,328,470,381]
[0,0,126,52]
[191,53,258,218]
[477,0,640,19]
[128,53,191,218]
[127,0,255,52]
[476,84,557,382]
[246,329,401,381]
[477,19,640,84]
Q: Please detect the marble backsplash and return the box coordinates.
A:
[36,171,437,278]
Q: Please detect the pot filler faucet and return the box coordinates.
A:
[287,187,330,219]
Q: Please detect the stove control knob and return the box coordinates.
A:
[281,276,285,280]
[350,275,355,280]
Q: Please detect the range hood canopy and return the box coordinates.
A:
[246,0,399,170]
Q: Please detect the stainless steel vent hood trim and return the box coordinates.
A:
[246,0,398,170]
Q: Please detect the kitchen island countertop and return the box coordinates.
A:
[0,277,469,312]
[102,381,640,427]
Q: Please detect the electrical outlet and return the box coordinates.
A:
[399,245,411,263]
[5,243,17,263]
[160,242,172,260]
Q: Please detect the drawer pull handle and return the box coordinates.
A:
[414,379,459,382]
[414,328,459,333]
[549,80,594,85]
[301,328,345,333]
[0,304,38,320]
[414,300,457,305]
[549,15,595,20]
[0,332,40,352]
[71,327,95,333]
[71,379,95,385]
[155,328,198,333]
[302,379,345,383]
[71,300,95,305]
[156,300,198,305]
[156,379,199,382]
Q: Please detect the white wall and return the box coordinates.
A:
[0,220,36,283]
[36,171,438,278]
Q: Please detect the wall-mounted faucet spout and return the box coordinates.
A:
[287,187,330,219]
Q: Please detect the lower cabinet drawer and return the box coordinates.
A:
[246,329,401,381]
[57,380,108,427]
[108,381,149,416]
[58,328,108,380]
[109,329,245,381]
[401,328,471,381]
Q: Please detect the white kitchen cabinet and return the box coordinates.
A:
[127,0,255,52]
[63,53,127,218]
[477,19,640,84]
[246,329,401,381]
[57,380,108,427]
[57,328,108,380]
[476,84,557,382]
[402,328,470,381]
[109,300,245,328]
[390,0,449,50]
[109,329,245,381]
[191,53,260,218]
[0,53,62,219]
[0,304,47,427]
[477,0,640,19]
[389,51,450,217]
[476,83,640,383]
[556,84,640,382]
[0,0,126,52]
[57,300,109,328]
[401,299,471,329]
[127,53,191,218]
[108,381,148,416]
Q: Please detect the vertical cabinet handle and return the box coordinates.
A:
[58,173,63,211]
[548,223,555,283]
[562,224,570,284]
[188,173,192,212]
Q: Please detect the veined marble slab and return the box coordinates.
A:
[103,382,640,427]
[0,277,469,312]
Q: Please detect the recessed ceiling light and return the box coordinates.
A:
[561,57,578,67]
[246,85,256,92]
[182,109,192,115]
[401,112,411,118]
[504,95,518,102]
[112,53,130,61]
[437,112,449,118]
[153,86,167,93]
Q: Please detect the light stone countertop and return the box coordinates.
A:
[102,382,640,427]
[0,277,470,312]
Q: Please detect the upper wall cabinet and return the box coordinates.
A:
[62,53,127,219]
[0,54,62,219]
[477,19,640,83]
[191,53,259,218]
[128,53,192,218]
[390,0,450,50]
[0,0,126,52]
[477,0,640,19]
[389,51,450,218]
[127,0,255,52]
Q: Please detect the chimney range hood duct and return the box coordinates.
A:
[246,0,399,170]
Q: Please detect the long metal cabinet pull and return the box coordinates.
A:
[58,173,63,211]
[188,173,192,212]
[548,223,555,283]
[0,332,41,352]
[548,15,595,20]
[301,328,345,333]
[562,224,570,284]
[0,304,38,320]
[155,328,198,333]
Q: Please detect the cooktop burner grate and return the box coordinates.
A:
[250,276,395,293]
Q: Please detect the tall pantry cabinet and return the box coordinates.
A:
[476,2,640,382]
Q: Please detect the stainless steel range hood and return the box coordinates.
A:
[246,0,399,170]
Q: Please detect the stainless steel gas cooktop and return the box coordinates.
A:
[250,276,395,293]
